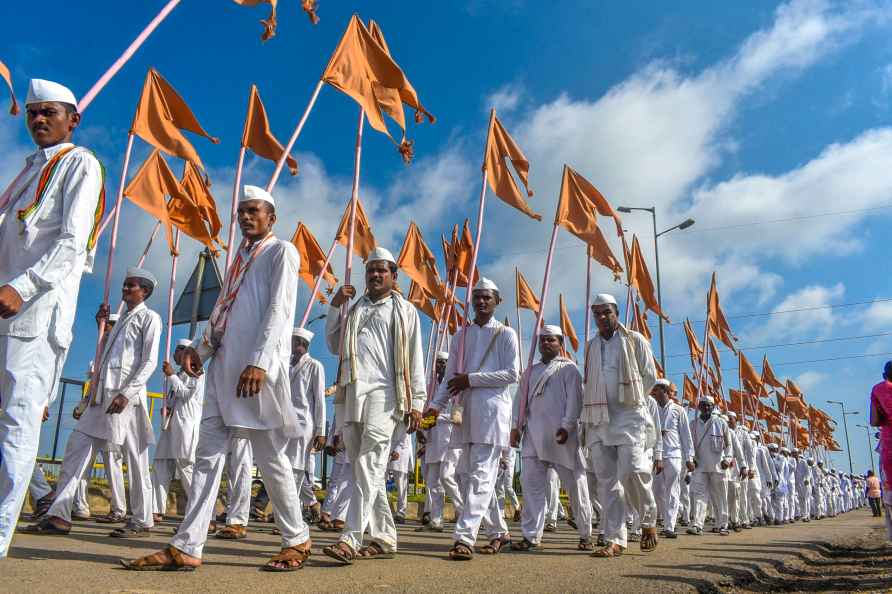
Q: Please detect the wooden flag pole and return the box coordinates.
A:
[515,296,524,375]
[299,239,337,328]
[161,229,180,419]
[583,248,592,378]
[225,146,247,272]
[266,80,325,193]
[77,0,181,112]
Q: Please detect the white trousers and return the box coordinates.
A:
[545,468,567,522]
[340,416,399,553]
[520,457,592,543]
[426,460,463,526]
[772,489,788,520]
[321,460,352,521]
[728,477,742,525]
[0,333,65,557]
[747,479,762,523]
[679,468,691,523]
[48,429,153,528]
[224,437,252,525]
[655,458,682,532]
[797,484,811,519]
[691,471,728,529]
[391,471,408,517]
[28,463,52,501]
[586,471,602,523]
[454,443,508,547]
[495,465,519,511]
[299,460,317,508]
[75,449,125,516]
[170,416,307,558]
[588,442,656,548]
[152,458,194,516]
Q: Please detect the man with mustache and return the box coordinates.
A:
[0,79,104,557]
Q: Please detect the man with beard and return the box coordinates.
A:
[687,396,733,536]
[652,379,693,539]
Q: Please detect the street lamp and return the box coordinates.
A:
[616,205,695,371]
[827,400,858,477]
[856,423,876,475]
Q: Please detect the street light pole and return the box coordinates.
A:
[827,400,858,477]
[856,423,876,475]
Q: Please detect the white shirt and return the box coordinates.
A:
[519,358,583,470]
[644,395,664,461]
[658,400,693,462]
[284,353,326,470]
[0,143,103,349]
[432,317,520,447]
[689,414,733,473]
[154,370,205,461]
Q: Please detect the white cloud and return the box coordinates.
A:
[795,370,828,392]
[860,299,892,330]
[485,84,523,114]
[744,282,845,344]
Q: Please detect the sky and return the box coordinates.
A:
[3,0,891,473]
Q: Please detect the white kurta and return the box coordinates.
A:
[518,358,583,470]
[431,318,520,447]
[284,354,326,470]
[658,400,693,462]
[197,238,300,439]
[154,371,204,461]
[77,302,160,450]
[689,415,732,472]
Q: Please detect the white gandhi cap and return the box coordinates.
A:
[474,277,499,292]
[727,411,737,419]
[699,394,715,405]
[25,79,77,107]
[176,339,192,347]
[125,266,157,288]
[539,324,563,337]
[436,351,449,360]
[365,246,396,265]
[654,378,671,387]
[241,185,275,206]
[292,327,314,342]
[592,293,617,306]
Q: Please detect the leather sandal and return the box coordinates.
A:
[120,546,200,571]
[215,524,247,540]
[477,536,511,555]
[322,541,356,565]
[262,543,311,572]
[591,543,624,558]
[356,541,395,560]
[448,542,473,561]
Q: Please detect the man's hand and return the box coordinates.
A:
[555,428,569,445]
[422,406,440,420]
[653,460,664,475]
[406,410,422,433]
[105,394,128,414]
[72,399,86,420]
[720,460,730,470]
[94,302,110,327]
[686,461,696,473]
[236,366,266,398]
[510,428,521,448]
[331,285,356,308]
[312,435,326,452]
[181,347,204,378]
[389,451,399,462]
[446,374,470,396]
[0,285,23,319]
[739,467,748,479]
[42,406,49,423]
[162,361,175,377]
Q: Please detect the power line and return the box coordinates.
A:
[666,350,892,377]
[672,298,892,325]
[666,331,892,359]
[668,204,892,235]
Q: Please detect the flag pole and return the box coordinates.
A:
[427,268,459,405]
[225,146,247,272]
[161,229,180,419]
[299,239,337,328]
[583,248,592,379]
[266,80,325,193]
[77,0,181,113]
[515,268,524,375]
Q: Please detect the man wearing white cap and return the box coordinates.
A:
[686,395,733,536]
[748,432,770,526]
[0,79,105,557]
[25,268,160,538]
[511,325,592,551]
[651,379,693,539]
[152,338,205,520]
[782,447,797,522]
[581,293,659,558]
[322,246,426,564]
[769,444,789,524]
[792,448,810,522]
[726,412,754,530]
[125,186,308,571]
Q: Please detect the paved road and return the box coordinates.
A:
[2,511,887,593]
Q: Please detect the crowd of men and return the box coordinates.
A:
[0,79,870,573]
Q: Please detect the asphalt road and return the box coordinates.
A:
[2,510,887,593]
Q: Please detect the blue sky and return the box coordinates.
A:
[3,0,891,472]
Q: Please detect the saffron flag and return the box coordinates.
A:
[302,0,320,24]
[627,235,668,321]
[632,300,652,341]
[0,60,18,116]
[761,355,784,389]
[233,0,279,41]
[451,219,478,288]
[708,336,722,385]
[555,165,623,279]
[130,69,219,171]
[683,318,703,368]
[564,165,623,237]
[739,351,763,395]
[559,294,579,352]
[483,115,539,220]
[397,222,445,301]
[180,162,224,248]
[241,85,298,175]
[515,268,540,313]
[323,16,434,163]
[334,198,376,260]
[683,375,698,406]
[408,282,437,321]
[705,272,737,353]
[290,222,337,303]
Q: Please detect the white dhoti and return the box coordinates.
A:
[454,443,508,547]
[520,458,591,543]
[588,442,656,548]
[691,471,728,530]
[655,458,682,532]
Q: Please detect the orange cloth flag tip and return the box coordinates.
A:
[738,351,763,395]
[559,294,580,352]
[483,114,539,220]
[233,0,279,41]
[397,222,445,301]
[515,268,540,313]
[564,165,623,237]
[291,223,337,303]
[761,355,784,389]
[631,300,652,341]
[683,375,698,406]
[334,198,376,260]
[555,165,622,279]
[0,60,18,116]
[302,0,320,25]
[683,318,703,367]
[452,219,478,288]
[323,16,435,164]
[408,282,437,321]
[627,235,669,321]
[180,161,224,248]
[131,69,219,171]
[705,272,737,353]
[242,85,298,175]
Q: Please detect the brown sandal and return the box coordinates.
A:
[591,543,624,558]
[640,527,658,552]
[215,524,247,540]
[120,546,200,571]
[578,539,594,551]
[477,536,511,555]
[448,542,473,561]
[356,541,394,560]
[322,541,356,565]
[262,543,311,572]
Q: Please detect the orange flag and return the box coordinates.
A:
[241,85,298,175]
[627,235,669,321]
[761,355,784,390]
[233,0,279,41]
[483,115,539,220]
[559,294,579,352]
[408,282,437,321]
[515,268,540,313]
[301,0,320,24]
[632,300,652,341]
[683,318,703,368]
[291,223,337,303]
[555,166,623,279]
[705,272,737,353]
[739,351,763,395]
[452,219,479,288]
[0,60,18,116]
[323,16,434,163]
[130,69,219,171]
[397,222,445,301]
[564,165,623,237]
[334,199,376,260]
[180,161,224,248]
[683,375,698,406]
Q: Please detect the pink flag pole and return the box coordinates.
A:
[266,80,325,193]
[336,108,366,354]
[426,269,459,406]
[515,222,561,431]
[77,0,181,113]
[225,146,247,273]
[299,239,337,328]
[583,249,592,379]
[515,272,524,376]
[161,229,180,418]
